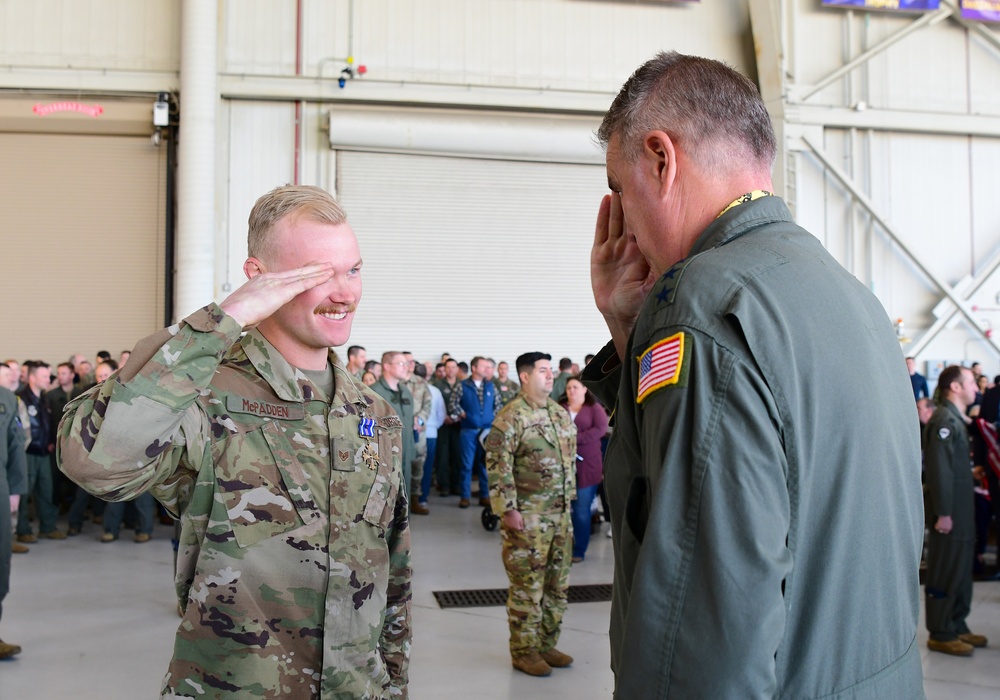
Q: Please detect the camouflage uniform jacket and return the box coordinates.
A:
[493,378,520,407]
[484,394,576,516]
[401,375,431,436]
[57,304,411,700]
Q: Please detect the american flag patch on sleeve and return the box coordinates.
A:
[636,332,685,404]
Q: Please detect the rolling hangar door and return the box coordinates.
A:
[326,107,615,366]
[0,97,166,367]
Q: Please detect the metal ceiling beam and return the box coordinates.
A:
[800,135,1000,356]
[794,5,954,103]
[790,103,1000,137]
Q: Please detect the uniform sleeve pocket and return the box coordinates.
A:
[215,422,308,548]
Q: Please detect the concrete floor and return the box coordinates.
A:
[0,497,998,698]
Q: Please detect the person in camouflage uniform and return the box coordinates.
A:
[484,351,577,678]
[58,185,411,700]
[401,353,431,514]
[492,361,520,407]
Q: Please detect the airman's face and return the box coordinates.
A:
[251,216,362,366]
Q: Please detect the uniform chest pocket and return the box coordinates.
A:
[215,421,314,548]
[331,425,401,530]
[524,423,557,449]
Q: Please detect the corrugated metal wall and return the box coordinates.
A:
[5,0,1000,372]
[767,0,1000,375]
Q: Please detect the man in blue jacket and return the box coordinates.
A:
[449,356,501,508]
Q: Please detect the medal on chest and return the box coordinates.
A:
[358,416,379,470]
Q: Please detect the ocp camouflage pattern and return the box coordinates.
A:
[58,304,411,699]
[500,512,571,656]
[484,394,576,517]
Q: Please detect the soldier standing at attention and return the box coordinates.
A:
[58,185,411,699]
[0,379,27,658]
[924,365,987,656]
[485,352,577,678]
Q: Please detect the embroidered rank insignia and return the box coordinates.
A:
[358,417,376,438]
[637,332,685,404]
[938,427,951,440]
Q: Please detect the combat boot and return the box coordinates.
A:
[11,542,29,554]
[927,638,974,656]
[540,648,573,668]
[512,651,552,677]
[0,639,22,659]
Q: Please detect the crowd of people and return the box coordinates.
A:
[2,50,954,697]
[0,352,153,549]
[0,338,612,671]
[341,347,611,527]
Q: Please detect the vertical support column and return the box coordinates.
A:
[175,0,219,320]
[748,0,788,207]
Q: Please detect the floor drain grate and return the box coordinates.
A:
[433,583,612,609]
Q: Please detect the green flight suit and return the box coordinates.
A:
[549,372,571,401]
[372,377,415,501]
[58,304,411,699]
[583,195,924,698]
[923,402,975,641]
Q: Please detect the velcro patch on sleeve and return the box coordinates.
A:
[637,332,685,404]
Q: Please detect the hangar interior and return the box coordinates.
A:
[4,0,1000,378]
[2,1,1000,698]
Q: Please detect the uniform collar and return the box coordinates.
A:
[520,392,548,410]
[943,400,969,424]
[240,329,364,406]
[687,194,794,259]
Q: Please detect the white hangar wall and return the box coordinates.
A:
[751,0,1000,385]
[219,0,757,367]
[6,0,1000,375]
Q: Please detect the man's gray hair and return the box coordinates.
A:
[597,52,776,172]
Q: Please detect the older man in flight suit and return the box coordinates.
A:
[583,52,924,698]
